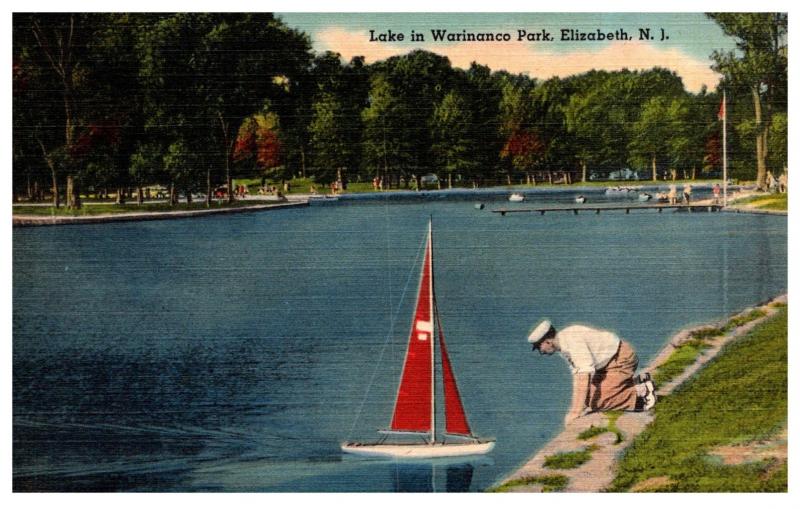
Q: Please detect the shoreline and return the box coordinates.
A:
[12,186,785,227]
[495,293,788,492]
[12,200,308,227]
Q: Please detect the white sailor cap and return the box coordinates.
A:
[527,319,555,349]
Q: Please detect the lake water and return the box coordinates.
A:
[13,190,787,491]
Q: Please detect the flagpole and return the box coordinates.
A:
[722,90,728,207]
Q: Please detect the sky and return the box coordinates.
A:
[277,13,739,93]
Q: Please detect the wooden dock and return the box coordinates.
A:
[492,203,724,216]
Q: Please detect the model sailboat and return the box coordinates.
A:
[341,220,495,459]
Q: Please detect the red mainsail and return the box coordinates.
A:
[390,226,434,433]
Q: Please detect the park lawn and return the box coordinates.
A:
[732,193,787,211]
[610,306,787,492]
[12,200,278,216]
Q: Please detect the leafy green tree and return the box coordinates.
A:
[367,50,456,186]
[709,13,788,189]
[307,53,368,185]
[462,63,504,185]
[193,14,311,203]
[309,92,353,184]
[362,73,410,187]
[629,97,675,180]
[13,24,65,204]
[430,90,475,187]
[14,13,104,208]
[768,111,787,175]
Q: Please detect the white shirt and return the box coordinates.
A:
[557,325,621,375]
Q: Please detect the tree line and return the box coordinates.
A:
[13,13,787,208]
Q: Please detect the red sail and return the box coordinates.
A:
[437,307,472,436]
[390,229,434,433]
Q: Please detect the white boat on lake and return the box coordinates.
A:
[509,193,525,202]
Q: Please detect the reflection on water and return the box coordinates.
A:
[13,198,786,491]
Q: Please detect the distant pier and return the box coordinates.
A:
[492,203,724,216]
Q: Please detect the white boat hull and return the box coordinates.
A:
[341,440,495,459]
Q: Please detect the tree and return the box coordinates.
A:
[137,13,311,205]
[462,63,504,185]
[497,73,536,183]
[430,90,474,188]
[500,130,546,182]
[13,26,65,204]
[768,111,787,175]
[193,14,311,203]
[709,13,788,189]
[14,13,102,208]
[309,92,352,183]
[362,73,409,187]
[234,113,284,179]
[307,53,367,184]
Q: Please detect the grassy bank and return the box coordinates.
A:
[12,200,279,217]
[610,306,787,492]
[730,193,787,211]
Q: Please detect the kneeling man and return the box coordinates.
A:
[528,320,656,426]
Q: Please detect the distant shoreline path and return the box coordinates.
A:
[12,199,308,227]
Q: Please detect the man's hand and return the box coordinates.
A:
[564,372,592,427]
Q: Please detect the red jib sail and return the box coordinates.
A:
[390,226,434,433]
[436,305,472,436]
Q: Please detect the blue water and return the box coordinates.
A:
[13,193,786,492]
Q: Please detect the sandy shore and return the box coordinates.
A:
[496,293,787,492]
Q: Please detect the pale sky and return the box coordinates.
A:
[278,13,739,93]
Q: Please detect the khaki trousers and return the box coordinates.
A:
[586,340,639,411]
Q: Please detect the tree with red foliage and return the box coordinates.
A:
[234,117,282,173]
[257,129,282,169]
[501,130,546,177]
[233,118,258,164]
[703,133,722,175]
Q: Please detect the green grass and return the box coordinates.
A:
[488,474,569,493]
[690,327,725,340]
[655,309,770,387]
[610,307,787,492]
[723,309,767,331]
[577,425,609,440]
[543,444,598,469]
[12,200,279,216]
[653,339,712,388]
[577,411,624,444]
[731,193,787,211]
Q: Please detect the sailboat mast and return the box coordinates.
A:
[428,218,435,444]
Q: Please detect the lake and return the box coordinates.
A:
[13,190,787,491]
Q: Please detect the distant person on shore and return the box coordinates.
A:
[767,171,778,193]
[528,320,656,426]
[683,183,692,204]
[668,184,677,205]
[779,172,787,193]
[712,183,721,204]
